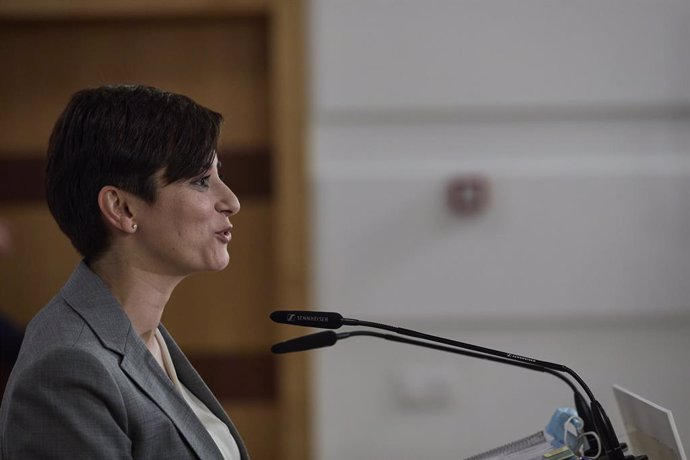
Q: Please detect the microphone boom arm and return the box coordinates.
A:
[342,330,585,396]
[344,318,636,459]
[272,311,645,460]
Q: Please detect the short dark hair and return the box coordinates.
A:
[45,85,223,261]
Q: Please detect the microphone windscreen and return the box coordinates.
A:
[271,331,338,354]
[270,310,343,329]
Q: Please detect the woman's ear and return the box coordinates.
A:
[97,186,138,233]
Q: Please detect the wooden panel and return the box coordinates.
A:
[188,352,275,401]
[0,149,272,203]
[270,1,311,459]
[0,17,269,153]
[0,4,308,459]
[0,157,44,203]
[0,0,267,20]
[0,204,81,325]
[221,401,278,460]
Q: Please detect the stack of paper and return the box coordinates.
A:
[464,431,577,460]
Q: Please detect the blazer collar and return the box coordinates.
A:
[59,262,227,460]
[59,261,132,355]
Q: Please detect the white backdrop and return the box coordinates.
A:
[309,1,690,458]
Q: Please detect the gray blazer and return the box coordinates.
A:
[0,262,250,460]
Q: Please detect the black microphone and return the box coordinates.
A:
[271,311,646,460]
[269,310,354,329]
[272,330,338,353]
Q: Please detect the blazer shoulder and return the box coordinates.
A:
[10,345,123,399]
[0,347,131,459]
[18,297,94,361]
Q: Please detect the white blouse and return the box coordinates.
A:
[155,330,241,460]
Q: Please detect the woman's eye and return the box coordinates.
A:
[193,175,211,187]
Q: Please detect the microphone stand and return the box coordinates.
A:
[274,330,602,456]
[339,317,645,460]
[272,311,647,460]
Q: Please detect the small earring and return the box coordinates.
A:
[131,223,138,231]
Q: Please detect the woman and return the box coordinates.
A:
[0,85,248,459]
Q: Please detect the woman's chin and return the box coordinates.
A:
[207,255,230,272]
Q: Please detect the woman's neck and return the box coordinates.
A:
[90,254,184,347]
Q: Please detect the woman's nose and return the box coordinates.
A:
[217,183,240,216]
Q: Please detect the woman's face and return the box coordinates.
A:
[132,155,240,276]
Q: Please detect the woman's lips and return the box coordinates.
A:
[215,226,232,243]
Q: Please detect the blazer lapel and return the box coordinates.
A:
[159,325,250,460]
[119,335,224,460]
[61,262,224,460]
